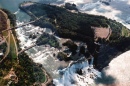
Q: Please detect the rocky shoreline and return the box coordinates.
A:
[19,1,130,69]
[18,1,130,86]
[0,8,49,85]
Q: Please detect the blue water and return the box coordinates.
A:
[0,0,65,21]
[0,0,40,21]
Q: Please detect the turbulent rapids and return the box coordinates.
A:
[16,20,101,85]
[53,57,101,86]
[9,0,130,85]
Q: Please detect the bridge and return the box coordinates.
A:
[1,16,44,32]
[18,44,36,54]
[1,15,47,55]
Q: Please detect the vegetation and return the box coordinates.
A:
[110,37,130,51]
[79,46,85,55]
[20,2,130,44]
[0,8,46,85]
[20,2,130,69]
[0,43,7,54]
[65,3,78,11]
[0,51,45,86]
[14,53,44,85]
[36,32,59,48]
[1,8,16,26]
[62,40,77,55]
[0,9,8,31]
[20,3,130,53]
[57,52,70,61]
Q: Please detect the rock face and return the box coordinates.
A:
[95,50,130,86]
[19,2,130,69]
[17,2,130,86]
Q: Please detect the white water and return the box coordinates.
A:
[16,20,101,85]
[14,0,130,86]
[77,0,130,29]
[53,58,101,86]
[13,9,20,15]
[50,0,130,29]
[16,21,71,78]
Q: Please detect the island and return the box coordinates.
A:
[19,1,130,71]
[1,1,130,86]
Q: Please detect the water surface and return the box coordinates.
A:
[0,0,40,21]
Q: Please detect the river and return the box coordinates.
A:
[0,0,41,21]
[0,0,71,78]
[0,0,65,21]
[1,0,129,86]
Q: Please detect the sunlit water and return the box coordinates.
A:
[1,0,130,85]
[0,0,111,85]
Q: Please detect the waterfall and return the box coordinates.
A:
[53,57,101,86]
[90,56,94,66]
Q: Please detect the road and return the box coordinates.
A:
[0,8,50,85]
[0,33,10,63]
[41,68,52,86]
[1,16,44,32]
[0,11,18,63]
[0,9,50,84]
[0,19,11,63]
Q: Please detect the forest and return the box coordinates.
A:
[0,8,45,86]
[19,2,130,69]
[36,32,59,48]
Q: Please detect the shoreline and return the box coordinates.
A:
[15,21,55,85]
[0,8,48,85]
[18,1,130,85]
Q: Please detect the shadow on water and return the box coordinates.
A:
[96,44,120,71]
[95,67,116,85]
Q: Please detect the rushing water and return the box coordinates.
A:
[0,0,71,78]
[1,0,130,86]
[0,0,102,85]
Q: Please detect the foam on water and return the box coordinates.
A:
[77,0,130,29]
[53,58,101,86]
[16,21,70,78]
[14,0,130,85]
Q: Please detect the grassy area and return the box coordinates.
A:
[2,31,8,36]
[10,33,17,59]
[36,32,59,48]
[121,27,130,37]
[0,8,47,85]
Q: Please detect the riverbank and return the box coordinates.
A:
[0,8,47,85]
[15,21,70,78]
[19,1,130,69]
[0,8,18,85]
[18,1,130,86]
